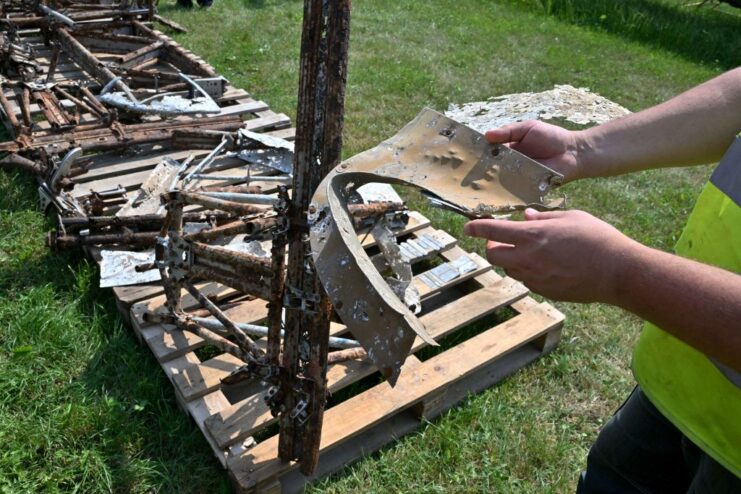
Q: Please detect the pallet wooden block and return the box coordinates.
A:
[121,212,563,492]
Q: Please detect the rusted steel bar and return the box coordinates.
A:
[0,86,21,133]
[185,299,248,318]
[189,264,271,300]
[54,86,101,119]
[154,14,188,34]
[45,89,76,125]
[196,184,262,194]
[347,201,406,219]
[327,347,367,365]
[183,281,263,360]
[79,86,110,118]
[174,191,269,216]
[190,241,273,277]
[178,317,246,361]
[172,128,238,149]
[133,21,218,78]
[59,211,235,233]
[118,40,163,69]
[0,114,243,154]
[47,230,158,249]
[33,91,66,128]
[267,188,289,369]
[0,153,44,175]
[190,316,361,349]
[279,0,351,474]
[126,68,182,83]
[55,28,134,98]
[184,215,277,242]
[18,88,33,127]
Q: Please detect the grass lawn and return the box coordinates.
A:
[1,1,739,492]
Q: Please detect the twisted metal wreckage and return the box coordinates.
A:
[0,1,563,475]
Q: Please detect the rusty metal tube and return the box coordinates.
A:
[176,191,269,216]
[191,242,273,277]
[0,153,44,175]
[183,281,263,360]
[347,201,405,219]
[327,347,367,364]
[190,317,360,350]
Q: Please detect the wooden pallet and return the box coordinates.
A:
[122,212,564,493]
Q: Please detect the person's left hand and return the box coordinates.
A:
[464,209,640,304]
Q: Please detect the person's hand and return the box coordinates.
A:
[485,120,584,183]
[464,209,640,304]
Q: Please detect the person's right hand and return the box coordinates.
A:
[485,120,584,183]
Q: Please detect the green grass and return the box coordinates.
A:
[1,0,739,492]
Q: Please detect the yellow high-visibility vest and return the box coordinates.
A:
[633,136,741,477]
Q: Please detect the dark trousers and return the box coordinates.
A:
[577,386,741,493]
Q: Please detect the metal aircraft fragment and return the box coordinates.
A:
[309,108,563,383]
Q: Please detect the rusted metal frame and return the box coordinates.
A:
[55,28,135,99]
[0,153,44,175]
[47,230,158,249]
[183,215,277,242]
[0,85,22,134]
[75,32,155,47]
[153,81,187,93]
[190,241,273,277]
[117,40,163,69]
[18,87,33,127]
[53,85,102,119]
[327,347,367,365]
[158,197,185,314]
[0,114,243,153]
[133,21,218,78]
[346,201,405,219]
[60,211,234,233]
[172,132,238,151]
[153,14,187,34]
[33,90,75,128]
[182,280,264,360]
[195,184,263,194]
[179,316,246,361]
[174,190,269,217]
[266,187,289,374]
[188,264,272,301]
[278,0,351,474]
[79,86,110,118]
[125,67,182,85]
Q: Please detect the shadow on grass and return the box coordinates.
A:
[75,319,230,492]
[515,0,741,69]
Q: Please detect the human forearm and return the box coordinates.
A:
[465,209,741,372]
[575,67,741,178]
[611,243,741,372]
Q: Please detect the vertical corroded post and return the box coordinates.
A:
[279,0,351,475]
